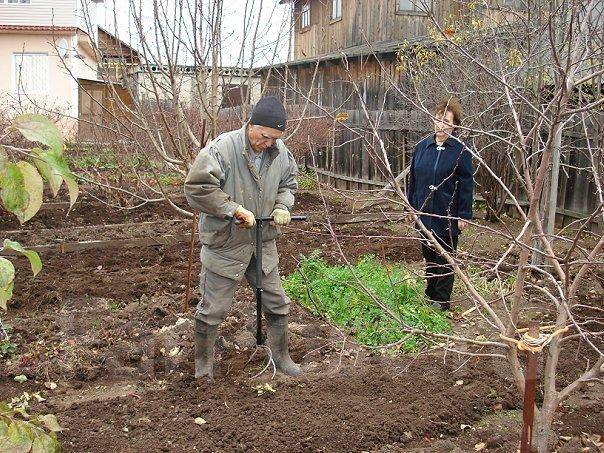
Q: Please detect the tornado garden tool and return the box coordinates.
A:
[242,214,307,378]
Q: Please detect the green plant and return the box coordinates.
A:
[0,393,62,452]
[298,167,318,190]
[0,114,77,452]
[0,322,17,359]
[283,252,451,350]
[158,172,184,187]
[107,301,123,311]
[70,147,117,170]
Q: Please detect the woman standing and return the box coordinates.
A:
[407,99,474,311]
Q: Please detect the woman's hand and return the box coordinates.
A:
[458,220,469,230]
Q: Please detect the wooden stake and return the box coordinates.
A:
[520,322,540,453]
[183,212,198,313]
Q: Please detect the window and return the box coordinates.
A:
[331,0,342,21]
[300,2,310,29]
[397,0,429,13]
[13,53,49,95]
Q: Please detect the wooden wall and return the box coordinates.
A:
[292,0,460,60]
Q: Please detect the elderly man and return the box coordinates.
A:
[184,96,299,382]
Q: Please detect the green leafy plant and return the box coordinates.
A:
[1,114,78,221]
[0,393,62,452]
[283,252,451,350]
[0,322,17,359]
[70,147,118,171]
[158,172,184,187]
[298,167,318,190]
[0,113,77,452]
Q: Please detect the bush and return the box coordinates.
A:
[283,252,451,351]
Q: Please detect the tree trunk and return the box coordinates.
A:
[533,399,557,452]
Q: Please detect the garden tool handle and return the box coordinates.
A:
[257,215,308,222]
[253,215,307,345]
[233,215,308,225]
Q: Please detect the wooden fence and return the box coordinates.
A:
[303,120,602,233]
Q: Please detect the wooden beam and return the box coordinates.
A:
[1,219,187,237]
[329,212,407,224]
[1,234,192,255]
[307,165,385,187]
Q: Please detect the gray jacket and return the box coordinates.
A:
[184,124,298,280]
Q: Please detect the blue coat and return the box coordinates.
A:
[407,135,474,237]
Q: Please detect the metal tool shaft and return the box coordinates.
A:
[253,215,307,345]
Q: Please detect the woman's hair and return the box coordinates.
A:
[434,98,463,126]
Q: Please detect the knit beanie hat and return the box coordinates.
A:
[249,96,287,131]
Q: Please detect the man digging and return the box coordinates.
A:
[184,96,300,382]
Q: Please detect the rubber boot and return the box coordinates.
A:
[195,319,217,382]
[431,301,450,312]
[265,314,301,377]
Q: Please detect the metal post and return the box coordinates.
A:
[183,211,198,313]
[253,215,307,346]
[255,218,264,345]
[520,323,540,453]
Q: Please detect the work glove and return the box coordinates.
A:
[271,208,291,226]
[234,205,256,229]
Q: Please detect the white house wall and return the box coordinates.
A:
[0,0,78,27]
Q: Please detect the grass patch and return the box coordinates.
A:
[158,172,185,187]
[71,148,118,170]
[283,252,451,351]
[298,167,318,190]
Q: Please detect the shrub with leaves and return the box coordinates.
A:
[0,393,62,452]
[0,114,77,309]
[0,113,77,452]
[283,252,451,350]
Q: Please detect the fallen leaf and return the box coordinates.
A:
[44,381,57,390]
[559,435,572,441]
[474,442,486,451]
[194,417,207,425]
[14,374,27,383]
[253,383,276,396]
[38,414,64,432]
[455,380,464,386]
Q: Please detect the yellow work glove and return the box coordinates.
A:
[234,205,256,229]
[271,208,291,226]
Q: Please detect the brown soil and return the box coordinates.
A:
[1,190,602,452]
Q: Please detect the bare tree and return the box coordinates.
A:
[269,1,603,450]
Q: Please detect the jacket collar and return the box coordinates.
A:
[427,134,458,148]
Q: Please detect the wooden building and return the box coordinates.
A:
[259,0,467,189]
[257,0,601,231]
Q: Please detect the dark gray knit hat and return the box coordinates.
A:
[249,96,287,131]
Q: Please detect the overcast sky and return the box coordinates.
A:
[97,0,292,68]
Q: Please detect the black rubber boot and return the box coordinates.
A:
[194,319,217,382]
[265,314,301,377]
[431,301,450,312]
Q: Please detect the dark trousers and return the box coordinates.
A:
[421,233,459,304]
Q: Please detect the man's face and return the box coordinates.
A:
[248,124,283,152]
[434,110,455,138]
